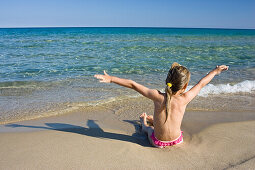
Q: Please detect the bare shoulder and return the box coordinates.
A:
[153,90,165,104]
[181,83,203,105]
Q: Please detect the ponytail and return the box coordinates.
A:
[165,85,173,122]
[164,62,190,123]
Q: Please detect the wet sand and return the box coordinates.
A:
[0,97,255,169]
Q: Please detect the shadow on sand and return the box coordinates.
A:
[5,119,150,147]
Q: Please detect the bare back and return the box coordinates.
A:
[153,91,187,141]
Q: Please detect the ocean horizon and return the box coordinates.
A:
[1,26,255,30]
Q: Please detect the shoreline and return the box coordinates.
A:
[1,107,255,134]
[1,91,254,126]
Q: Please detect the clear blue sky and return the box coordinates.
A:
[1,0,254,29]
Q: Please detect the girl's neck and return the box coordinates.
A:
[174,89,185,96]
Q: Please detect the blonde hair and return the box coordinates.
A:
[165,62,190,122]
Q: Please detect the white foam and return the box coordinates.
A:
[186,80,255,97]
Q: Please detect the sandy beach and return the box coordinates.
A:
[1,1,254,169]
[1,97,255,170]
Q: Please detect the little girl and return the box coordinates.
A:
[94,63,228,148]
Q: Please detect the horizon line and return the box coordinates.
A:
[0,26,254,30]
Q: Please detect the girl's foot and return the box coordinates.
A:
[147,115,154,125]
[140,113,149,133]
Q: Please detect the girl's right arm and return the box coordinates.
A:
[183,65,229,104]
[94,71,162,102]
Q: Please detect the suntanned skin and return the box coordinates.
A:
[94,65,228,144]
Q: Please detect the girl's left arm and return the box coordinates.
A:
[94,71,162,102]
[182,65,228,104]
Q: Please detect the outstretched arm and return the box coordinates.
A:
[94,71,162,102]
[183,65,229,104]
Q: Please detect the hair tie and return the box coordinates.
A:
[167,83,172,87]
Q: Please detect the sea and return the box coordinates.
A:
[0,27,254,124]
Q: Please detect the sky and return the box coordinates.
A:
[0,0,254,29]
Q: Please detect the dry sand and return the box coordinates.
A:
[0,97,255,169]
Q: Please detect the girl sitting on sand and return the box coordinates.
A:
[94,63,228,148]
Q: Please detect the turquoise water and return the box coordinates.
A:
[0,27,255,123]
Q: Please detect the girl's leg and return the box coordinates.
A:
[140,113,155,146]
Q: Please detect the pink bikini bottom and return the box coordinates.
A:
[150,131,183,148]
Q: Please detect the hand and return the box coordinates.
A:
[94,70,112,83]
[214,65,229,75]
